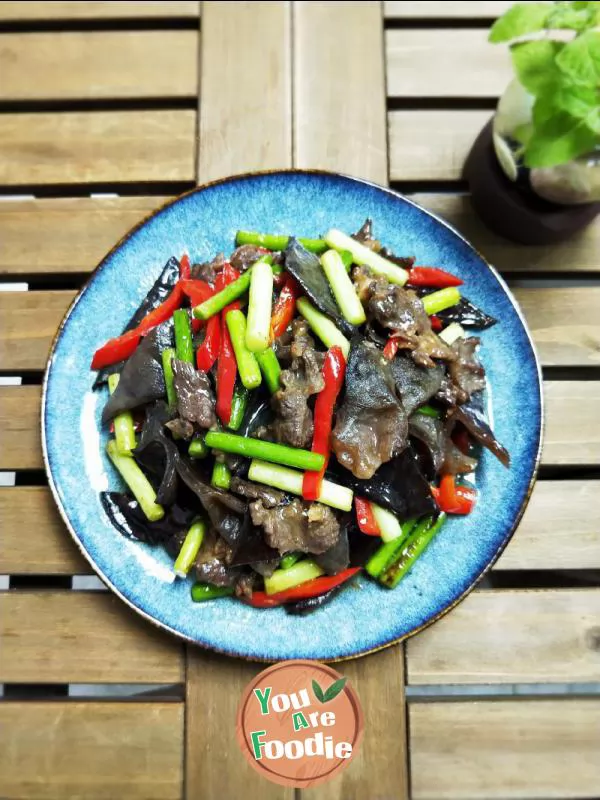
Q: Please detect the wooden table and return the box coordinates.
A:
[1,2,599,798]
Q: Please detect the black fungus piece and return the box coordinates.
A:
[390,354,445,416]
[133,401,179,506]
[100,491,195,547]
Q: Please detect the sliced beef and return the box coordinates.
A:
[331,338,408,479]
[448,397,510,468]
[391,354,445,416]
[271,319,324,448]
[230,244,267,272]
[229,477,285,508]
[352,218,381,252]
[284,238,355,336]
[191,252,225,284]
[235,572,258,598]
[314,523,349,575]
[250,498,340,555]
[194,528,240,587]
[172,358,216,429]
[165,417,195,440]
[447,337,486,401]
[93,256,180,388]
[353,266,455,368]
[101,322,172,423]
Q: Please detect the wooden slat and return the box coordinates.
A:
[407,589,600,684]
[0,1,199,19]
[0,487,90,574]
[389,110,491,181]
[0,290,76,371]
[5,285,599,371]
[0,31,198,101]
[0,591,184,683]
[385,1,514,18]
[293,5,408,800]
[495,480,600,571]
[410,193,600,274]
[196,1,291,182]
[293,0,387,180]
[0,196,170,276]
[0,701,183,800]
[0,110,196,185]
[185,5,293,800]
[3,381,597,470]
[185,653,291,800]
[386,29,510,97]
[410,700,600,799]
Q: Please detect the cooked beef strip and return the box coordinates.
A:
[353,266,455,368]
[271,319,325,448]
[165,417,195,440]
[191,252,225,284]
[313,524,350,575]
[235,572,258,598]
[331,337,408,479]
[194,528,240,587]
[390,354,445,416]
[230,244,267,272]
[352,218,382,252]
[172,358,216,429]
[250,498,340,555]
[229,477,285,508]
[448,337,486,401]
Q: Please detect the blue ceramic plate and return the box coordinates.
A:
[43,170,542,661]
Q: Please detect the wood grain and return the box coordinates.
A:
[185,5,293,800]
[389,110,491,181]
[0,110,196,185]
[3,381,597,470]
[4,285,600,371]
[0,31,198,101]
[197,1,291,182]
[293,1,387,181]
[0,487,90,574]
[311,647,409,800]
[495,480,600,571]
[185,653,292,800]
[0,701,184,800]
[386,29,510,97]
[0,196,170,276]
[0,1,199,19]
[410,193,600,273]
[0,591,184,684]
[384,1,514,18]
[407,589,600,684]
[410,699,600,799]
[0,290,76,371]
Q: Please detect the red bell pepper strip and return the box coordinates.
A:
[408,267,463,288]
[430,315,443,332]
[180,279,213,306]
[247,567,361,607]
[179,253,191,280]
[433,475,476,515]
[302,346,346,501]
[90,329,142,370]
[355,497,381,536]
[196,315,220,371]
[271,275,300,338]
[383,336,400,360]
[214,266,240,425]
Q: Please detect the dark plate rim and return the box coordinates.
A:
[41,168,544,662]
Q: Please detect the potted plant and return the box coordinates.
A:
[464,1,600,244]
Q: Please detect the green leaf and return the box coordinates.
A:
[323,677,348,703]
[532,81,599,126]
[524,111,599,167]
[489,3,552,43]
[547,1,595,31]
[312,679,325,703]
[510,40,563,95]
[556,30,600,85]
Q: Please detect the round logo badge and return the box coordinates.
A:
[236,659,363,788]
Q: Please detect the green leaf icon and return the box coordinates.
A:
[323,677,347,703]
[312,679,326,703]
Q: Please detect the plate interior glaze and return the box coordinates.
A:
[43,170,542,661]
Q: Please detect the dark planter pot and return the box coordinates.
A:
[463,119,600,246]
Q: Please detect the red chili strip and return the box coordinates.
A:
[247,568,361,608]
[271,275,300,338]
[408,267,463,288]
[354,497,381,536]
[432,475,476,515]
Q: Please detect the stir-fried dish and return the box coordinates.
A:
[93,220,509,613]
